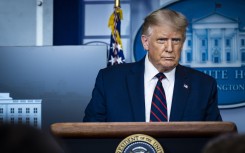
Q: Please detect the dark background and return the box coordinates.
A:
[53,0,81,45]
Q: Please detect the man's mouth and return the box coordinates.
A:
[163,57,174,60]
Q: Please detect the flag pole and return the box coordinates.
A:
[115,0,120,8]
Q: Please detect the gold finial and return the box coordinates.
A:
[115,0,120,7]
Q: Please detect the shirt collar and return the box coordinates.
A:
[144,53,176,82]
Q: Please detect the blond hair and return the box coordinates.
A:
[142,9,188,38]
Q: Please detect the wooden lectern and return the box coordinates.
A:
[51,122,237,153]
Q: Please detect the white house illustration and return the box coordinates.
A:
[0,93,42,128]
[181,13,245,67]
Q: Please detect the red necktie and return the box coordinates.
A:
[150,73,168,122]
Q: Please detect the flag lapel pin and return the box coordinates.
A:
[184,84,188,89]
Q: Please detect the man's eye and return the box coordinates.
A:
[172,38,181,44]
[157,38,167,44]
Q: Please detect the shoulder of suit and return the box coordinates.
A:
[178,64,216,81]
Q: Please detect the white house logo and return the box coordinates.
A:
[133,0,245,109]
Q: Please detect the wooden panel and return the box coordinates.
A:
[51,122,237,138]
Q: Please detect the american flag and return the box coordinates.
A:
[107,7,125,66]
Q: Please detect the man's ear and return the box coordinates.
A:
[141,35,149,51]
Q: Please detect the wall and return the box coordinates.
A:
[0,0,53,46]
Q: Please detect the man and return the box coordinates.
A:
[83,9,222,122]
[202,133,245,153]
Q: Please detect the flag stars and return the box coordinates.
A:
[108,56,124,65]
[117,57,123,64]
[108,56,116,65]
[117,44,122,51]
[112,43,122,52]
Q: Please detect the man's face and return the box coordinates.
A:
[141,25,184,72]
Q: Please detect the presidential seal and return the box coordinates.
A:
[115,134,164,153]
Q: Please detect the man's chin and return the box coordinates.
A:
[160,63,177,71]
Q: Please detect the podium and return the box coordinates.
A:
[51,122,237,153]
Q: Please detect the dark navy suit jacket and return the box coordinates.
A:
[83,57,222,122]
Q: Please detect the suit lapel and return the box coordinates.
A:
[170,65,190,121]
[126,58,145,122]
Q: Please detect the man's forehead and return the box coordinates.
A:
[152,27,183,37]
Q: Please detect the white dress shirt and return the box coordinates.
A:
[144,54,176,122]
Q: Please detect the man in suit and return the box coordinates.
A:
[83,9,222,122]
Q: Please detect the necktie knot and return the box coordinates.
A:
[155,73,165,81]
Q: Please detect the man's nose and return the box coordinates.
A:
[166,39,173,52]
